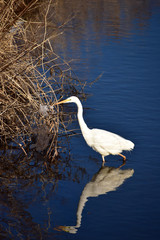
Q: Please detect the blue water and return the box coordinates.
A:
[51,3,160,240]
[1,1,160,240]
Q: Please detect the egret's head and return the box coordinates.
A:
[55,96,79,105]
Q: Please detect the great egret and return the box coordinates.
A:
[56,96,134,163]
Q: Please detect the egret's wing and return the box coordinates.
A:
[90,128,122,155]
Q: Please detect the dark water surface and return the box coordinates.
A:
[54,1,160,239]
[1,1,160,239]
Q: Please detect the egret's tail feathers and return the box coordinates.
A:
[124,140,134,151]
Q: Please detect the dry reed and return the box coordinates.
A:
[0,0,84,162]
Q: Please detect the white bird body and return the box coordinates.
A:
[84,128,134,157]
[56,96,134,162]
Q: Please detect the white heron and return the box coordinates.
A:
[56,96,134,163]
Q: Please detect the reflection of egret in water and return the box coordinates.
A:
[55,163,134,234]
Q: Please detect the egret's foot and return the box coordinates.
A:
[102,156,105,166]
[102,161,105,167]
[118,160,126,169]
[118,153,126,161]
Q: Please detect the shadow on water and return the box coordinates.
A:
[55,162,134,234]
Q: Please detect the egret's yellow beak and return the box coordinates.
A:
[55,99,69,105]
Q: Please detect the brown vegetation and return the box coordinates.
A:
[0,0,84,161]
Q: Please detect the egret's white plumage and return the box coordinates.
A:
[56,96,134,162]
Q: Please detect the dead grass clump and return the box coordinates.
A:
[0,0,83,159]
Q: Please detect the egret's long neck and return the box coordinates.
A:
[76,99,90,135]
